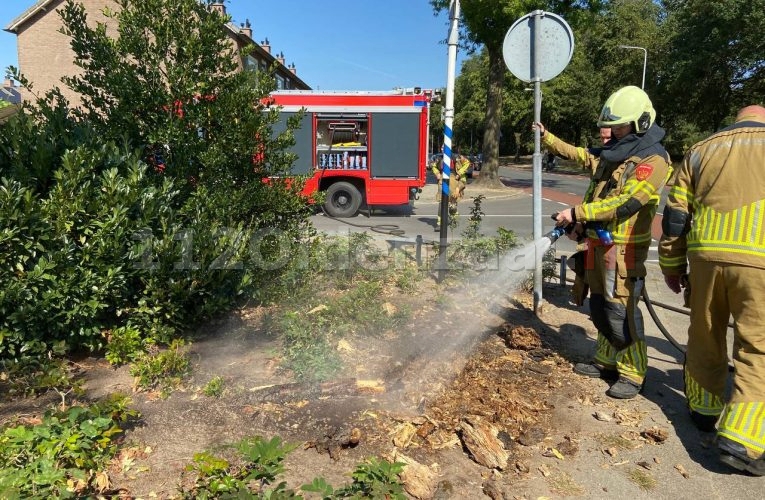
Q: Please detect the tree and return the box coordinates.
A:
[431,1,609,187]
[0,0,315,360]
[542,0,665,145]
[661,0,765,136]
[58,0,304,225]
[431,0,536,187]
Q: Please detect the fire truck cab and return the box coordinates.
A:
[268,88,434,217]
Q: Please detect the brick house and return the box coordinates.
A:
[1,76,23,105]
[4,0,310,104]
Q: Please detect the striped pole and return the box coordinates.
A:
[438,0,460,281]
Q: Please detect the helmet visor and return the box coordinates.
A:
[597,107,629,127]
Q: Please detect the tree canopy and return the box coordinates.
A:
[433,0,764,163]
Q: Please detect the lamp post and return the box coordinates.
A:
[618,45,647,89]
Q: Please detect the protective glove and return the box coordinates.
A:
[664,274,682,294]
[568,222,584,241]
[555,208,576,227]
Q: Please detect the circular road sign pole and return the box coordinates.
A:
[532,12,543,316]
[502,11,574,314]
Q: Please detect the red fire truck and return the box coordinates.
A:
[268,88,435,217]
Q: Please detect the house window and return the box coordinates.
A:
[276,75,285,90]
[243,55,258,72]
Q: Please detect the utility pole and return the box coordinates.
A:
[618,45,647,89]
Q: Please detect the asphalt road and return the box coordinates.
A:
[310,166,586,247]
[309,165,670,265]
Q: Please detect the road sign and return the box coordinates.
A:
[502,11,574,83]
[502,10,574,313]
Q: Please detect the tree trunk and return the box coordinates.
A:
[471,46,506,189]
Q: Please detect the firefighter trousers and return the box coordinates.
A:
[684,261,765,457]
[435,178,466,203]
[585,243,648,385]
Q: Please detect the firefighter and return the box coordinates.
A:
[432,151,470,227]
[541,86,673,399]
[659,105,765,474]
[533,123,616,306]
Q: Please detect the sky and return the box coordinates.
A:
[0,0,468,91]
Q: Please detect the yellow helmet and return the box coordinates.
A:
[597,85,655,134]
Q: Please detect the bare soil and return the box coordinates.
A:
[1,274,683,499]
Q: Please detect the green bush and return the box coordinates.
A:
[0,88,92,194]
[180,435,405,499]
[130,339,190,394]
[0,144,175,359]
[0,0,319,371]
[0,394,139,498]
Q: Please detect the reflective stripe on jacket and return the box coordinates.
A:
[544,132,672,247]
[659,118,765,274]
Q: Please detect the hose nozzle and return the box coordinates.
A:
[545,226,567,244]
[546,212,574,244]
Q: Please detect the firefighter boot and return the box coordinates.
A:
[690,410,718,433]
[573,362,618,381]
[606,376,643,399]
[718,436,765,476]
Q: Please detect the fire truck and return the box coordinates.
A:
[268,87,435,217]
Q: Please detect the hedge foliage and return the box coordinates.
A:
[0,0,316,363]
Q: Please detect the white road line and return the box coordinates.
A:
[464,214,532,217]
[542,198,569,205]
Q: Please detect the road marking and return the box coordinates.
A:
[464,214,532,217]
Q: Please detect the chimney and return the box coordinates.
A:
[289,63,296,75]
[3,75,13,88]
[240,19,252,39]
[210,2,225,16]
[276,51,285,65]
[260,37,270,54]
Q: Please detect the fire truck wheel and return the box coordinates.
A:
[324,181,362,218]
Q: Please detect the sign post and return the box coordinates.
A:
[437,0,460,282]
[502,11,574,313]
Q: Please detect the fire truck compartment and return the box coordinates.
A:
[368,112,420,178]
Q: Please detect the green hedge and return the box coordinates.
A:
[0,138,311,362]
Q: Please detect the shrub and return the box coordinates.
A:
[0,145,179,360]
[180,435,406,499]
[130,339,191,394]
[0,0,322,367]
[0,394,139,498]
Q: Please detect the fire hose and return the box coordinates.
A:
[546,221,687,355]
[556,256,735,372]
[558,267,687,355]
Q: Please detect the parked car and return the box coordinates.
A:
[469,153,483,172]
[543,151,559,171]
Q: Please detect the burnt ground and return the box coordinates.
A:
[0,272,727,499]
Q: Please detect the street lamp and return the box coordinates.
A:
[618,45,647,90]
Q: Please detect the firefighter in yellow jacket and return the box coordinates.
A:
[545,86,672,399]
[432,151,470,226]
[532,124,615,306]
[659,105,765,475]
